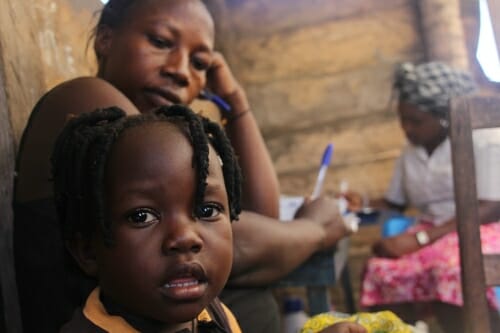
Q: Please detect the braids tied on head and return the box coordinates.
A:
[393,61,477,118]
[51,105,241,247]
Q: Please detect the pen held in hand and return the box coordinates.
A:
[311,143,334,199]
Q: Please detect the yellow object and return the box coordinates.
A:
[300,310,413,333]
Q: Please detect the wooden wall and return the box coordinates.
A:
[205,0,424,197]
[0,1,99,331]
[203,0,489,198]
[0,0,99,146]
[1,0,484,199]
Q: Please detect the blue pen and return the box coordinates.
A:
[199,90,232,113]
[311,143,334,199]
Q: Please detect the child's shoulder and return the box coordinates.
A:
[59,307,106,333]
[200,298,242,333]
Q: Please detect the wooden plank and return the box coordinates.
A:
[449,97,492,333]
[217,0,411,37]
[419,0,470,69]
[0,44,23,332]
[484,254,500,286]
[467,96,500,129]
[229,5,420,84]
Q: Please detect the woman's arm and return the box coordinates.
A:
[228,196,350,286]
[425,200,500,240]
[343,191,405,213]
[206,53,280,218]
[372,200,500,258]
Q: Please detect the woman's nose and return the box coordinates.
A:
[162,218,203,255]
[161,49,189,87]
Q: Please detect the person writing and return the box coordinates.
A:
[13,0,350,331]
[346,61,500,333]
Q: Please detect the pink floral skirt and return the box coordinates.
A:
[360,222,500,308]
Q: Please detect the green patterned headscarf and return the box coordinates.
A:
[394,61,477,117]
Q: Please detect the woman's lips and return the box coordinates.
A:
[143,88,181,107]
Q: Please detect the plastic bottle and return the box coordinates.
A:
[282,297,310,333]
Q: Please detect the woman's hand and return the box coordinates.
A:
[372,233,421,258]
[341,191,363,213]
[318,322,367,333]
[294,196,351,250]
[206,52,243,99]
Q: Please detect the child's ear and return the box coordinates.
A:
[66,234,99,277]
[94,26,114,59]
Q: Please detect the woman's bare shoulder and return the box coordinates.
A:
[15,77,139,201]
[40,76,139,116]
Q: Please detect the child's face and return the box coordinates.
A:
[96,0,215,113]
[95,122,232,325]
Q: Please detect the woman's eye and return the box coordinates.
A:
[195,203,223,220]
[191,56,210,71]
[127,209,159,226]
[148,35,173,49]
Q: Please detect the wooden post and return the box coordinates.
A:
[0,46,23,333]
[487,0,500,56]
[419,0,471,70]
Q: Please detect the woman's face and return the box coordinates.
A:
[96,0,215,112]
[397,101,448,151]
[95,123,233,327]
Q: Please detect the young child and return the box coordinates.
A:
[52,105,242,332]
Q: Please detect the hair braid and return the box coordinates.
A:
[52,104,242,249]
[52,107,127,243]
[202,117,242,220]
[154,105,210,217]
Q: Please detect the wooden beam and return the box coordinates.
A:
[419,0,470,70]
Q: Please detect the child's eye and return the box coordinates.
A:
[148,35,174,49]
[194,203,224,220]
[127,208,159,227]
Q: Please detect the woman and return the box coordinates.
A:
[351,61,500,333]
[13,1,349,332]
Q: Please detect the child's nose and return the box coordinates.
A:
[162,218,203,255]
[161,49,189,87]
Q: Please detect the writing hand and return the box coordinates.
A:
[294,196,351,250]
[341,191,363,213]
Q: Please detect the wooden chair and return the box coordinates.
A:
[449,94,500,333]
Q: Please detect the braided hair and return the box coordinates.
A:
[51,104,241,246]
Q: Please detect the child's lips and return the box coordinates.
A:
[159,277,207,300]
[159,263,208,300]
